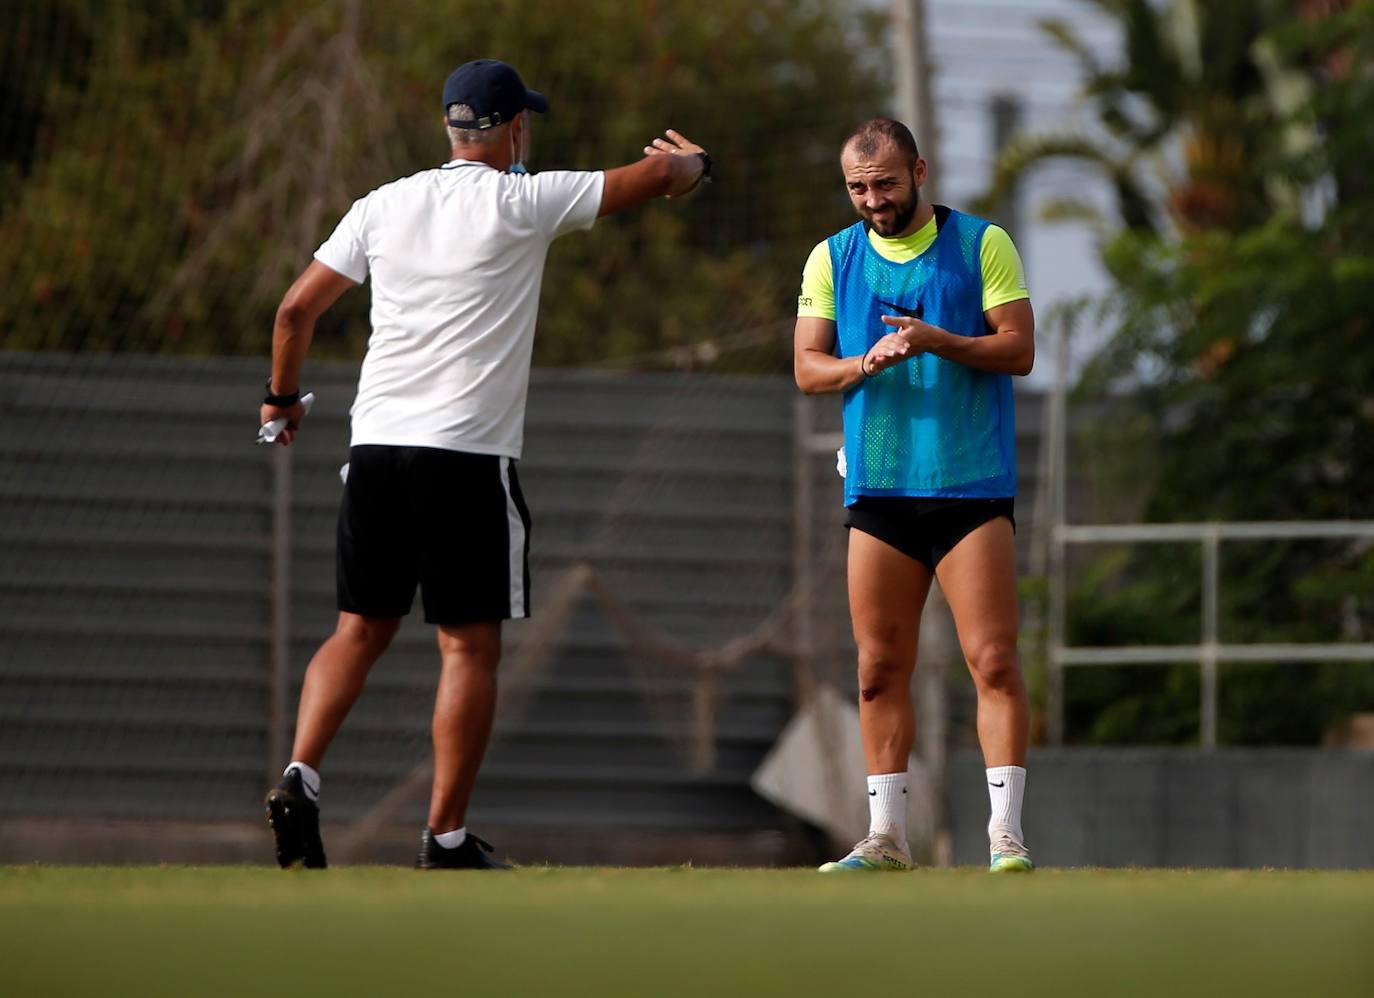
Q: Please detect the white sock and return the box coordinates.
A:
[434,827,467,849]
[284,761,320,802]
[866,772,909,845]
[986,765,1026,844]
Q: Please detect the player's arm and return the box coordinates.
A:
[794,237,916,393]
[879,299,1034,376]
[795,316,862,394]
[598,129,708,216]
[260,261,356,443]
[879,225,1035,376]
[794,316,914,393]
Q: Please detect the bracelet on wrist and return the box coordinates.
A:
[695,151,712,184]
[861,351,875,378]
[263,379,300,408]
[673,151,712,198]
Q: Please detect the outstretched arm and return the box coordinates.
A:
[880,297,1035,376]
[598,129,709,216]
[260,261,356,444]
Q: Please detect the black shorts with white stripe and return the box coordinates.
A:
[336,445,531,625]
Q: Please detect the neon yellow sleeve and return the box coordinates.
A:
[802,227,1025,318]
[980,224,1029,311]
[797,240,834,320]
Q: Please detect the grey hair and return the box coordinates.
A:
[445,104,505,146]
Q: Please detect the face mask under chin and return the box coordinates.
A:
[509,124,528,174]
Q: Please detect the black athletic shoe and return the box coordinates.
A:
[415,828,512,870]
[264,768,327,869]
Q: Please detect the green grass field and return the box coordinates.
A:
[2,866,1370,997]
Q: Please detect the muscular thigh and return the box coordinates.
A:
[847,526,933,660]
[934,514,1019,650]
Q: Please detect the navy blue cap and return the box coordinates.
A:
[442,60,548,129]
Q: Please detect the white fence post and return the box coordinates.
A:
[1200,527,1220,750]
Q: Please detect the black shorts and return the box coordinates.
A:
[844,496,1015,570]
[336,445,532,625]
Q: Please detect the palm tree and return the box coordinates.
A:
[976,0,1290,238]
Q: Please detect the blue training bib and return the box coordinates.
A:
[830,208,1017,504]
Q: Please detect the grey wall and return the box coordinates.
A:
[5,352,1369,869]
[0,354,801,839]
[947,748,1374,869]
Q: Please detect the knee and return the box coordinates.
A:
[437,625,501,671]
[966,641,1021,693]
[336,614,400,653]
[856,638,912,702]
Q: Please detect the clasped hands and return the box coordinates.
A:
[862,314,940,376]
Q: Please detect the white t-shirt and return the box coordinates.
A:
[314,160,605,457]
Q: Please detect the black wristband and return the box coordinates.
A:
[695,151,712,182]
[263,379,300,408]
[672,151,712,198]
[861,350,876,377]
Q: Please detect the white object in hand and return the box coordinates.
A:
[257,392,315,444]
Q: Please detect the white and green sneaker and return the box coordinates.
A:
[988,833,1034,873]
[818,832,913,872]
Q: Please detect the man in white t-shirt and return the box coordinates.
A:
[259,59,710,871]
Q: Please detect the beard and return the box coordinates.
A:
[861,186,919,237]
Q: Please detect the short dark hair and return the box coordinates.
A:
[843,118,920,165]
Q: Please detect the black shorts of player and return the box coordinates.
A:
[844,496,1015,570]
[336,445,532,625]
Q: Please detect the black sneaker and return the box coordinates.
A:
[415,828,512,870]
[264,768,327,869]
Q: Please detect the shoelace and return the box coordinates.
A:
[850,833,889,857]
[991,835,1029,858]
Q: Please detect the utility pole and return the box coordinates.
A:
[989,93,1024,236]
[892,0,938,204]
[894,0,947,861]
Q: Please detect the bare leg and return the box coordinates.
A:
[289,612,401,767]
[935,517,1028,767]
[848,530,933,774]
[427,620,502,833]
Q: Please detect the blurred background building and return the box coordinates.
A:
[1,0,1371,868]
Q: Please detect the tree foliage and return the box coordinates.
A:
[0,0,886,368]
[978,0,1293,239]
[1001,1,1374,745]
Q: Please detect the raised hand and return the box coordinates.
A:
[644,128,704,158]
[644,129,709,198]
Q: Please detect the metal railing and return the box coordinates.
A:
[1047,520,1374,748]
